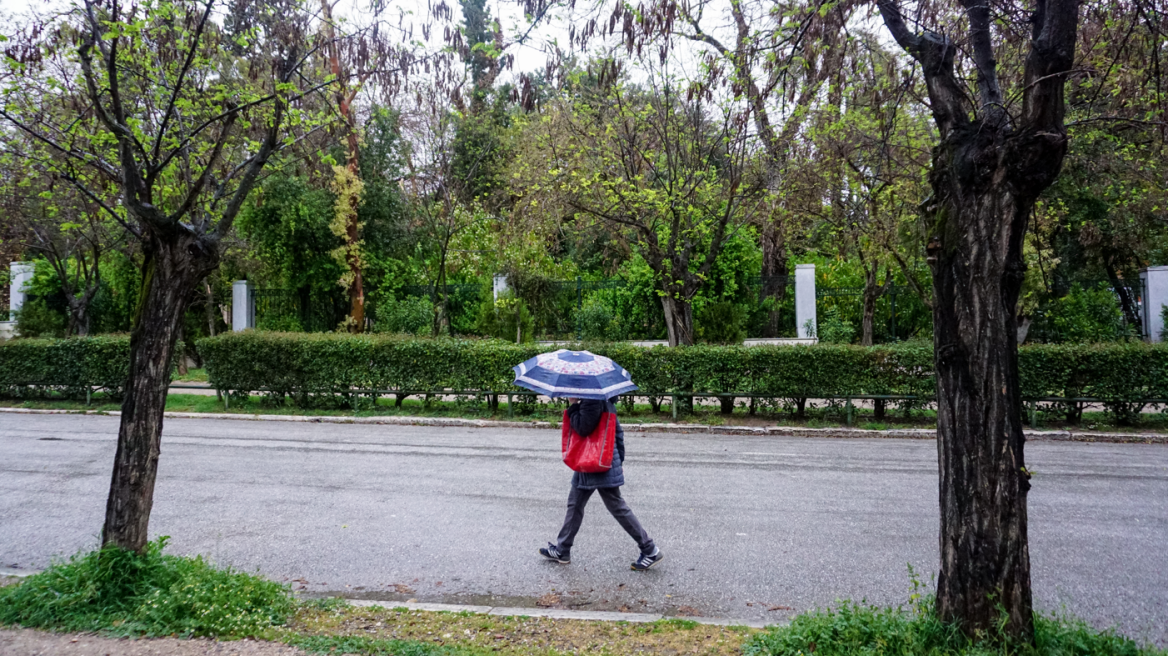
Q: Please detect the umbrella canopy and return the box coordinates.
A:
[512,349,638,400]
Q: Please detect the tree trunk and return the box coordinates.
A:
[661,295,695,347]
[760,221,788,337]
[204,282,217,337]
[925,124,1065,640]
[102,233,210,552]
[861,267,881,347]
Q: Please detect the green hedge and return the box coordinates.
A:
[0,335,132,398]
[3,334,1165,416]
[194,332,1168,408]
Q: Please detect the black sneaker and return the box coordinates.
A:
[631,548,663,571]
[539,543,570,564]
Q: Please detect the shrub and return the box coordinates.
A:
[0,335,132,398]
[696,301,747,345]
[374,296,434,336]
[1032,284,1133,343]
[577,297,623,341]
[1161,304,1167,341]
[816,305,856,344]
[0,538,292,638]
[476,292,535,343]
[14,296,67,338]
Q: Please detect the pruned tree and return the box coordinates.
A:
[0,0,327,552]
[875,0,1083,640]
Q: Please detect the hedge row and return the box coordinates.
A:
[2,334,1166,411]
[193,332,1168,405]
[0,335,132,398]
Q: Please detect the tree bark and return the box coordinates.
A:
[102,231,213,551]
[661,294,695,347]
[926,122,1074,640]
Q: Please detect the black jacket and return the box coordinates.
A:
[566,398,626,488]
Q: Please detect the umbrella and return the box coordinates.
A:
[512,349,638,400]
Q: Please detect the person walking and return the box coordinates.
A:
[539,396,663,570]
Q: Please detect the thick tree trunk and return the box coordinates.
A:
[925,123,1070,640]
[102,233,210,552]
[661,295,695,347]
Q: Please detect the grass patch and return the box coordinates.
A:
[743,599,1166,656]
[288,603,755,655]
[285,634,492,655]
[0,537,292,638]
[173,367,209,383]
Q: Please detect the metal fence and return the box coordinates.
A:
[816,284,931,342]
[390,276,796,341]
[254,288,349,333]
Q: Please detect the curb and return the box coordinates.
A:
[1,406,1165,444]
[342,598,771,628]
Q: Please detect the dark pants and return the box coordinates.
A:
[556,485,655,555]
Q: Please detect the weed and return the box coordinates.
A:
[0,537,292,638]
[300,596,350,612]
[653,618,700,630]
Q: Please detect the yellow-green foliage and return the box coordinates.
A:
[328,165,366,293]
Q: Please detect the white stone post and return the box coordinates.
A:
[492,274,509,302]
[232,280,255,332]
[795,263,817,340]
[9,261,34,320]
[1141,266,1168,343]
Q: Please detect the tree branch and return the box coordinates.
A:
[151,0,216,166]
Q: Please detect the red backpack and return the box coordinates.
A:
[561,409,615,473]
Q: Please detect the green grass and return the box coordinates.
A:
[742,600,1166,656]
[0,537,293,638]
[173,367,209,383]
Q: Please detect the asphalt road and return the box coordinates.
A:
[2,413,1166,645]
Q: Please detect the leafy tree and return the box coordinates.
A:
[236,173,341,293]
[0,0,325,552]
[524,71,768,345]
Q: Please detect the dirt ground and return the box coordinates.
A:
[0,629,307,656]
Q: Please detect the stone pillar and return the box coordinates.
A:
[1141,266,1168,343]
[795,263,817,340]
[232,280,255,332]
[492,274,509,302]
[9,261,34,320]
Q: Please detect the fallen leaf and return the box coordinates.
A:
[768,605,794,611]
[537,593,561,607]
[394,584,415,594]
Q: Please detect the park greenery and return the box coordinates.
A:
[0,0,1166,650]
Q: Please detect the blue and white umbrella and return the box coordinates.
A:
[512,349,638,400]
